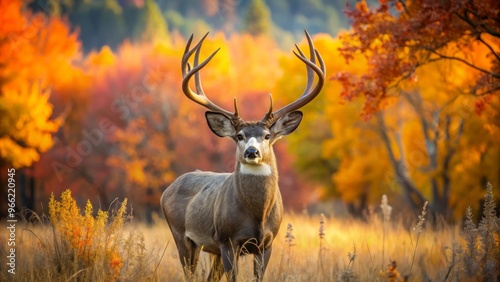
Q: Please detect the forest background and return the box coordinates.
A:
[0,0,498,223]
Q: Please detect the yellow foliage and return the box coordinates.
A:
[49,190,128,279]
[89,45,117,65]
[0,84,60,167]
[126,160,147,184]
[0,0,86,167]
[276,31,499,214]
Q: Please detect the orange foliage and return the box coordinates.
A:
[0,0,85,168]
[56,33,310,211]
[335,0,499,116]
[9,0,493,218]
[49,190,127,278]
[276,31,499,217]
[0,3,494,220]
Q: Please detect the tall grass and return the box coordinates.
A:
[1,190,161,281]
[1,184,499,281]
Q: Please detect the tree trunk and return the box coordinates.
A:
[19,167,35,212]
[377,113,428,212]
[0,161,8,218]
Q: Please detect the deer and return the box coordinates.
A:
[161,30,325,281]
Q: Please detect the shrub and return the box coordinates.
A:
[4,189,159,281]
[459,183,500,281]
[48,190,127,279]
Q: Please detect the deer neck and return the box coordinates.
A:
[234,157,279,221]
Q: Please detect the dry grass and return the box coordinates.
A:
[1,186,499,281]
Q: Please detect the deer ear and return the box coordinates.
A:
[270,111,303,137]
[205,112,237,138]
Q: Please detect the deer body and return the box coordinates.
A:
[161,31,325,281]
[162,160,282,254]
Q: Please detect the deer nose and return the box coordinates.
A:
[244,147,260,159]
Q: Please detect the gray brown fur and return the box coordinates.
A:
[162,30,325,281]
[161,114,303,281]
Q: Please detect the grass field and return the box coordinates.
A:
[1,188,499,281]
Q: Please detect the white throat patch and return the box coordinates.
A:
[239,163,272,176]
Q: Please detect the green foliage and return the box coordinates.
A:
[269,0,346,36]
[132,0,169,42]
[288,112,338,195]
[57,0,169,50]
[27,0,352,51]
[243,0,272,36]
[70,0,127,50]
[164,9,214,35]
[164,10,184,30]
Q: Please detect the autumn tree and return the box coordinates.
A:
[103,39,186,220]
[275,31,499,219]
[243,0,272,36]
[36,33,314,220]
[336,0,499,115]
[37,41,168,212]
[108,33,315,215]
[132,0,169,42]
[275,34,393,216]
[29,0,128,50]
[372,57,499,218]
[273,35,340,196]
[0,0,86,216]
[333,0,500,217]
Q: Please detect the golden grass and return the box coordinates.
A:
[130,211,461,281]
[1,187,498,281]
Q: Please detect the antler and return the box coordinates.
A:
[182,33,241,123]
[262,30,326,125]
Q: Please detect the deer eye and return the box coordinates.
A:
[236,134,244,141]
[264,134,271,140]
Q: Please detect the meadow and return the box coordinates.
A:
[1,187,498,282]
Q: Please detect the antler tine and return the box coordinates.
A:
[193,36,204,94]
[233,97,239,117]
[181,35,193,75]
[181,33,240,121]
[262,30,325,125]
[263,93,273,120]
[295,30,316,98]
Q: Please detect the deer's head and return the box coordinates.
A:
[181,31,325,174]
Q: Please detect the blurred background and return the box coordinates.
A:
[0,0,498,223]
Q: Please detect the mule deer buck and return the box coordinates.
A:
[161,31,325,281]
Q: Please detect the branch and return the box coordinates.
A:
[425,48,500,79]
[455,10,500,38]
[376,112,399,167]
[479,23,500,38]
[431,111,440,151]
[395,103,406,163]
[401,92,437,166]
[477,35,500,62]
[376,112,428,210]
[441,117,464,205]
[433,95,462,144]
[397,0,411,16]
[472,85,500,96]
